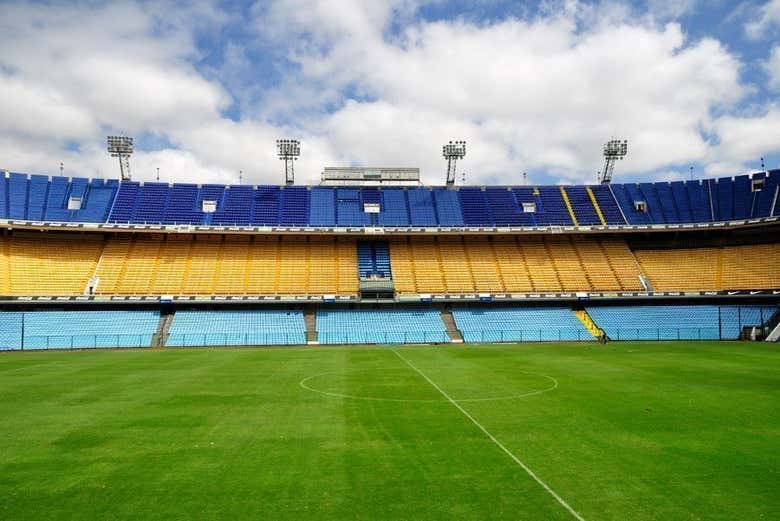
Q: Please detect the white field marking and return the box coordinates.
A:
[299,368,557,403]
[391,349,584,521]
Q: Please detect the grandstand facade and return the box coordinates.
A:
[0,168,778,349]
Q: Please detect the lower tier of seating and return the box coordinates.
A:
[585,305,777,340]
[0,310,159,349]
[452,306,592,342]
[0,304,776,349]
[0,233,778,296]
[167,310,305,346]
[317,308,449,344]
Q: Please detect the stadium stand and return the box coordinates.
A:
[87,235,359,295]
[1,231,778,297]
[166,309,305,346]
[584,305,778,340]
[317,308,449,344]
[0,312,23,350]
[635,243,780,291]
[1,170,778,227]
[452,306,591,342]
[0,166,778,350]
[388,235,643,295]
[0,310,160,349]
[0,234,103,295]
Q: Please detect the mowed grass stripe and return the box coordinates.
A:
[391,348,585,520]
[0,343,778,520]
[393,343,780,520]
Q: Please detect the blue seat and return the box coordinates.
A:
[452,306,589,343]
[310,187,336,226]
[565,186,601,225]
[212,185,254,225]
[589,185,625,224]
[166,310,305,346]
[585,305,735,340]
[433,188,464,226]
[252,186,281,225]
[317,308,449,344]
[377,188,409,226]
[407,188,438,226]
[459,188,493,226]
[280,186,309,226]
[18,311,159,349]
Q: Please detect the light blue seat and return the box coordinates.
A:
[452,307,590,343]
[317,308,449,345]
[585,305,734,340]
[0,312,23,350]
[19,311,159,349]
[719,305,777,339]
[166,310,306,347]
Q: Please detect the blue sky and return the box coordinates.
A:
[1,0,779,186]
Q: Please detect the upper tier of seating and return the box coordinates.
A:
[1,170,777,228]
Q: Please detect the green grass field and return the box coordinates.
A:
[1,342,778,520]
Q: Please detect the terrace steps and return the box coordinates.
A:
[560,187,579,226]
[440,309,464,343]
[573,309,604,339]
[586,187,607,225]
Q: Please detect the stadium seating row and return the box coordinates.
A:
[389,235,644,293]
[585,305,778,340]
[0,305,774,349]
[1,234,778,295]
[635,243,780,291]
[2,170,778,227]
[167,310,305,346]
[0,310,159,350]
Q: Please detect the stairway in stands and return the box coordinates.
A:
[573,309,605,339]
[439,309,464,343]
[304,308,318,344]
[153,311,174,348]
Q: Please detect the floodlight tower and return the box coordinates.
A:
[600,139,628,184]
[277,139,300,185]
[107,135,134,181]
[443,140,466,186]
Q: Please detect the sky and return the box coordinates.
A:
[1,0,779,187]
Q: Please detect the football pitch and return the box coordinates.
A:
[1,342,778,520]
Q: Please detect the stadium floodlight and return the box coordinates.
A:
[443,140,466,186]
[107,135,134,181]
[600,139,628,184]
[277,139,300,185]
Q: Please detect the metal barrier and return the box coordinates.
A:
[168,332,305,347]
[609,327,721,341]
[318,330,449,344]
[23,334,150,350]
[461,328,590,343]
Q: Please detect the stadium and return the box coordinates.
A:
[2,2,780,519]
[1,157,778,347]
[1,152,779,518]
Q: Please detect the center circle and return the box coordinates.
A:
[300,367,557,403]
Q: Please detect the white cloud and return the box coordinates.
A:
[254,1,747,183]
[0,0,776,187]
[745,0,780,39]
[764,45,780,91]
[707,105,780,174]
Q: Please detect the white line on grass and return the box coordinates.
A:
[391,349,584,521]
